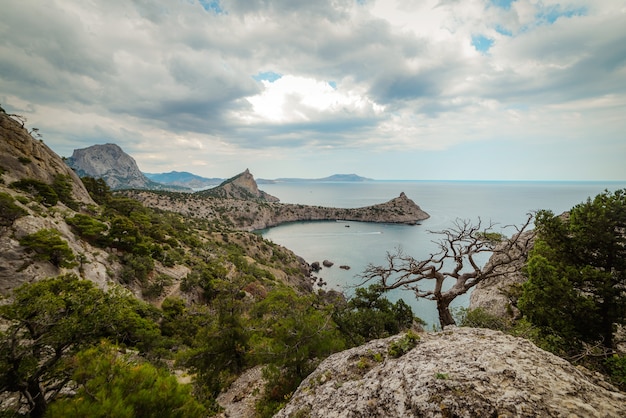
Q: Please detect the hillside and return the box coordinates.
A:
[0,108,312,297]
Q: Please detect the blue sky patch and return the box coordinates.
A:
[328,81,337,89]
[472,35,494,53]
[490,0,515,10]
[537,5,586,24]
[253,71,283,83]
[198,0,223,14]
[495,25,512,37]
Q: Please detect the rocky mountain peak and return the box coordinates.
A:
[0,108,93,205]
[200,169,279,202]
[66,143,157,190]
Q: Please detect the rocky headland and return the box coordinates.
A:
[122,168,429,231]
[123,188,430,231]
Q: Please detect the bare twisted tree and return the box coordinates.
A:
[361,215,534,328]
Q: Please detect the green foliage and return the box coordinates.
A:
[46,342,205,418]
[456,307,510,331]
[181,277,251,397]
[333,284,417,346]
[19,228,76,267]
[11,178,59,206]
[519,189,626,351]
[120,253,155,285]
[67,213,108,244]
[142,274,172,299]
[605,355,626,390]
[0,276,162,417]
[0,192,27,226]
[17,156,31,164]
[80,176,111,205]
[51,174,78,210]
[250,289,346,416]
[388,330,420,358]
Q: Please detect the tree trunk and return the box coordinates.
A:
[436,299,456,329]
[26,379,47,418]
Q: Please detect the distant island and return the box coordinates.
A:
[258,174,373,184]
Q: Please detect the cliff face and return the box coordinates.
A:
[0,110,94,205]
[66,143,158,190]
[469,229,536,318]
[276,327,626,417]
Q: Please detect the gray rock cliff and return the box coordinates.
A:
[66,143,158,190]
[276,327,626,417]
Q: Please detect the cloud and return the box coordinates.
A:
[0,0,624,180]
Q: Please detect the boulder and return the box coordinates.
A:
[276,327,626,417]
[322,260,334,267]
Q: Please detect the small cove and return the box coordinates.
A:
[259,181,626,328]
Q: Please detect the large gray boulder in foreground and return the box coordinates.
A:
[275,327,626,417]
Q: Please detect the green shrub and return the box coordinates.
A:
[19,228,76,268]
[0,192,27,226]
[67,213,108,244]
[456,307,510,331]
[605,355,626,390]
[388,330,420,358]
[120,253,154,285]
[11,178,58,206]
[17,156,31,164]
[46,342,206,418]
[52,174,78,210]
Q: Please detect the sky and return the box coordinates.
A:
[1,0,625,181]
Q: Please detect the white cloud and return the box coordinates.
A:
[0,0,624,180]
[244,75,384,123]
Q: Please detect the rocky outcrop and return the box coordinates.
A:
[66,143,161,190]
[469,230,536,318]
[122,189,430,231]
[0,109,94,205]
[276,327,626,417]
[199,169,279,202]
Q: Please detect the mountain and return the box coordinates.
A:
[199,169,279,202]
[66,143,166,190]
[144,171,223,190]
[257,173,373,184]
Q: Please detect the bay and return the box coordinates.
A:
[259,181,626,328]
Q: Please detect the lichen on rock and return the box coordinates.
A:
[275,327,626,417]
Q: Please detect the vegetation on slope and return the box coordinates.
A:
[0,174,419,417]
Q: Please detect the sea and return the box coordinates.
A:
[258,181,626,328]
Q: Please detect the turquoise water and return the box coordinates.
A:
[259,181,626,327]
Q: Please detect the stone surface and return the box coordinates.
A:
[276,327,626,418]
[469,230,536,318]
